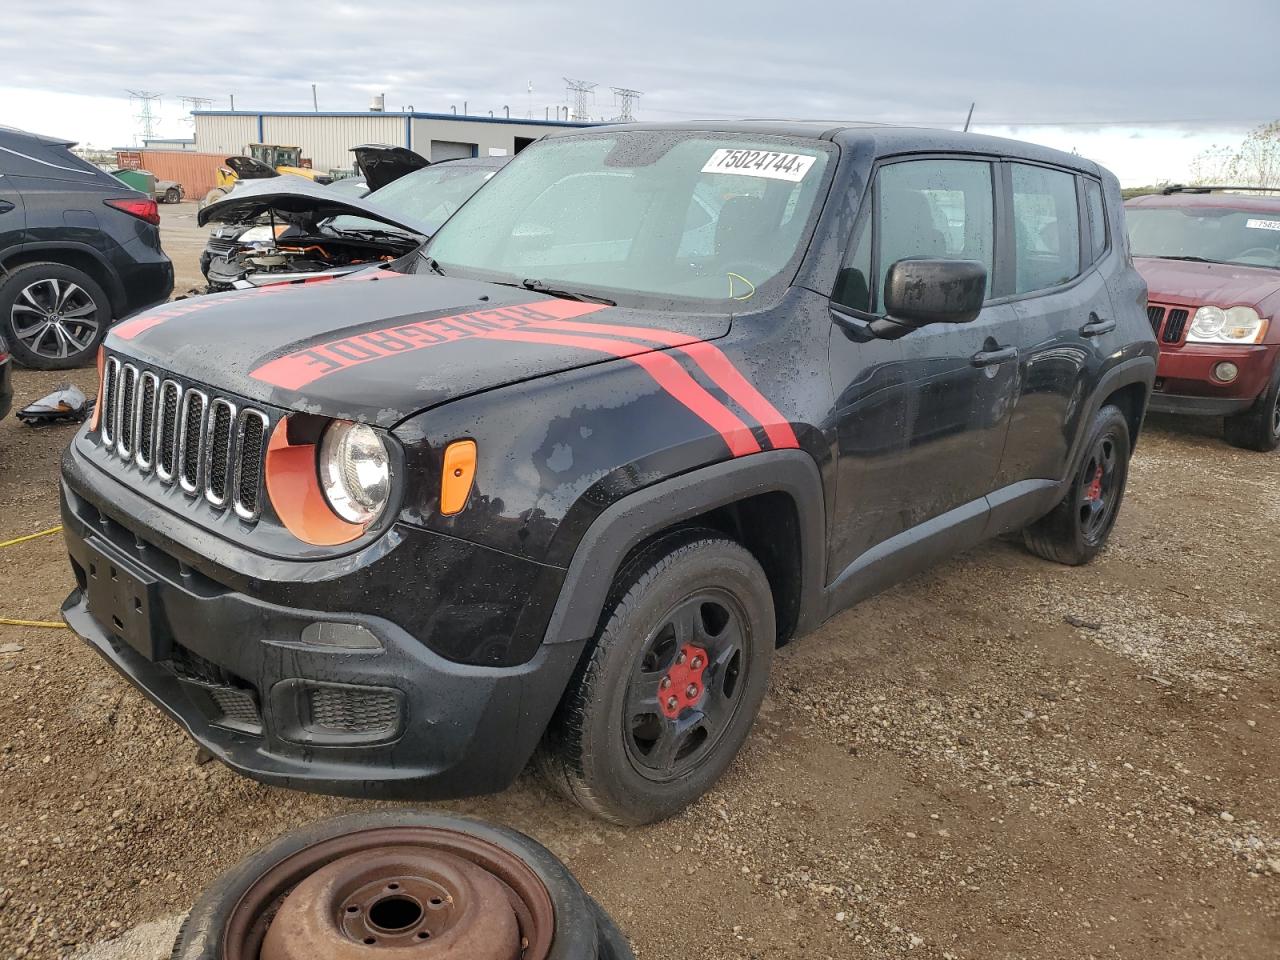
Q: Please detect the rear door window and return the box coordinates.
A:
[1011,164,1081,293]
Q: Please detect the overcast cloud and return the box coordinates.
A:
[1,1,1277,182]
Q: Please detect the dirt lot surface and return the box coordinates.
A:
[1,206,1277,958]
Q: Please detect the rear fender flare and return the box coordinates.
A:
[1065,354,1156,482]
[0,240,126,315]
[543,449,827,646]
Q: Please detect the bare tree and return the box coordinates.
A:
[1191,121,1280,188]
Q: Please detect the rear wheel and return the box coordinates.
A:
[540,533,774,825]
[0,261,109,369]
[164,186,181,203]
[1023,405,1131,566]
[1224,366,1280,452]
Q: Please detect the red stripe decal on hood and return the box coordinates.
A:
[531,317,799,450]
[250,300,608,390]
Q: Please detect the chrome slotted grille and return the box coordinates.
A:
[96,356,271,522]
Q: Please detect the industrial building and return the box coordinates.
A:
[191,109,592,174]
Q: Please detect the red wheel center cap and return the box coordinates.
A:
[659,644,708,719]
[1086,465,1104,503]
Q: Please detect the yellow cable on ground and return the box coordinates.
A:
[0,618,67,629]
[0,525,63,550]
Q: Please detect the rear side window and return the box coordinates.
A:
[874,159,996,311]
[1011,164,1081,294]
[1083,177,1108,262]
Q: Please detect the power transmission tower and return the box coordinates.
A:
[127,90,162,140]
[564,78,597,122]
[179,96,213,126]
[611,87,643,122]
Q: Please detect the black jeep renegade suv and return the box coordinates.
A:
[60,123,1155,824]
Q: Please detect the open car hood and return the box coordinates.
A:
[197,175,429,235]
[351,144,430,192]
[224,155,280,179]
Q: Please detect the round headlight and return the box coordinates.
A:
[1189,306,1226,339]
[319,421,391,524]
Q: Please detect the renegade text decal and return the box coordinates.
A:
[250,300,608,390]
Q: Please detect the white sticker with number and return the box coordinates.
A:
[701,148,816,182]
[1245,218,1280,231]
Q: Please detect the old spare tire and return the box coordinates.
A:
[171,809,631,960]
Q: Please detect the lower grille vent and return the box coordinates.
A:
[308,686,400,734]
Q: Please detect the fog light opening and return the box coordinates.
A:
[1212,361,1239,384]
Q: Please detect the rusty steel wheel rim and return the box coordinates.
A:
[222,827,555,960]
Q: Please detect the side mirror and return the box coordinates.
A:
[874,258,987,338]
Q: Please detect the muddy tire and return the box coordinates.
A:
[1023,405,1131,566]
[0,261,109,369]
[1224,366,1280,452]
[540,533,774,825]
[170,809,629,960]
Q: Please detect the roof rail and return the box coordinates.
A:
[1161,184,1280,195]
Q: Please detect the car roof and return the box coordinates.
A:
[0,125,77,150]
[542,120,1101,175]
[1126,191,1280,212]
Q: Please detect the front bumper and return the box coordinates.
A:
[1151,342,1277,416]
[59,457,584,800]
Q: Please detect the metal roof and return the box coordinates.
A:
[193,110,594,129]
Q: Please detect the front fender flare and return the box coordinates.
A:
[542,449,827,646]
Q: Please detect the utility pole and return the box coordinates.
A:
[179,96,212,126]
[229,94,235,111]
[127,90,162,141]
[312,84,319,112]
[963,102,976,132]
[611,87,643,122]
[564,78,597,122]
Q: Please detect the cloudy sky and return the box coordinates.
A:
[1,1,1275,184]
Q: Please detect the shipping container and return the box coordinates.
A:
[114,150,228,200]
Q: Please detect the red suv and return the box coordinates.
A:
[1126,187,1280,451]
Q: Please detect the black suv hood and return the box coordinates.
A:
[197,175,429,234]
[105,271,730,427]
[351,144,430,191]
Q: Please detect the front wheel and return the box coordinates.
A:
[540,533,775,825]
[164,186,181,203]
[1224,366,1280,452]
[1023,404,1132,566]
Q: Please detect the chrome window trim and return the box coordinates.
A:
[134,371,161,472]
[232,408,270,521]
[177,388,208,495]
[203,397,238,509]
[115,364,139,460]
[154,379,183,484]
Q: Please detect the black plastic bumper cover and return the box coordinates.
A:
[59,460,585,800]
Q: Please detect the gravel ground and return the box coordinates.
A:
[0,208,1276,957]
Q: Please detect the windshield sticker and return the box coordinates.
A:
[701,148,816,182]
[1245,218,1280,231]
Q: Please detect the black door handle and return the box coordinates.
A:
[0,200,14,215]
[971,345,1018,367]
[1081,314,1116,337]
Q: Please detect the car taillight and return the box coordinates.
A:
[104,197,160,226]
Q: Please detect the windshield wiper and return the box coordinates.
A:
[417,253,446,276]
[519,278,616,306]
[1154,255,1220,264]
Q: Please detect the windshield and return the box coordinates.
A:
[328,164,499,235]
[423,132,833,307]
[1128,205,1280,270]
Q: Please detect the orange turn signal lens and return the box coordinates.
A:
[440,440,477,516]
[90,347,104,431]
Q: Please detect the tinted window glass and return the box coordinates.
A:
[1012,164,1081,293]
[876,159,994,311]
[832,211,872,312]
[1084,178,1107,261]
